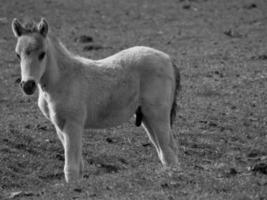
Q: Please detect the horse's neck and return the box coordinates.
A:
[39,35,94,93]
[39,36,70,91]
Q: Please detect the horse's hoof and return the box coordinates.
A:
[64,170,81,183]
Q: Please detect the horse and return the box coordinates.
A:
[11,18,181,183]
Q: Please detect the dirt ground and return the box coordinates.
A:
[0,0,267,199]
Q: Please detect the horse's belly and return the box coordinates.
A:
[85,104,138,129]
[85,90,139,129]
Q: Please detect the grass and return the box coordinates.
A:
[0,0,267,199]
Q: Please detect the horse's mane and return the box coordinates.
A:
[20,19,39,34]
[48,34,74,58]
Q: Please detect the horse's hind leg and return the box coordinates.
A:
[142,106,178,167]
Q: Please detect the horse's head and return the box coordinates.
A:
[12,18,49,95]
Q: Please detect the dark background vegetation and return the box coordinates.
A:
[0,0,267,199]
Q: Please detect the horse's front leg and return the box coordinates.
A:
[56,121,84,183]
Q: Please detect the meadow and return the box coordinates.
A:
[0,0,267,199]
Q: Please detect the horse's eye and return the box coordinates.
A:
[16,53,21,60]
[38,52,46,61]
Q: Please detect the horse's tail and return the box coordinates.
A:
[170,62,181,127]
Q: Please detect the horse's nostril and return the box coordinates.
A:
[27,80,36,88]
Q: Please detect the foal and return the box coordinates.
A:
[12,18,181,183]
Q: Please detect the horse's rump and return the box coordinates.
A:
[170,62,181,127]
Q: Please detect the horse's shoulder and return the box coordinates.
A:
[39,96,68,130]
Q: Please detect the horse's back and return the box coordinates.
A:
[100,46,170,66]
[99,46,174,84]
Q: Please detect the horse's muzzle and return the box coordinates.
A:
[20,80,37,95]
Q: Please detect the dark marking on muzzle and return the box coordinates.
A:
[135,106,143,127]
[20,80,36,95]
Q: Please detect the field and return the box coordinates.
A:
[1,0,267,199]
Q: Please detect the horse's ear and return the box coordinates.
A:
[38,18,49,37]
[12,18,24,37]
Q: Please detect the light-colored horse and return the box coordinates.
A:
[12,18,181,183]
